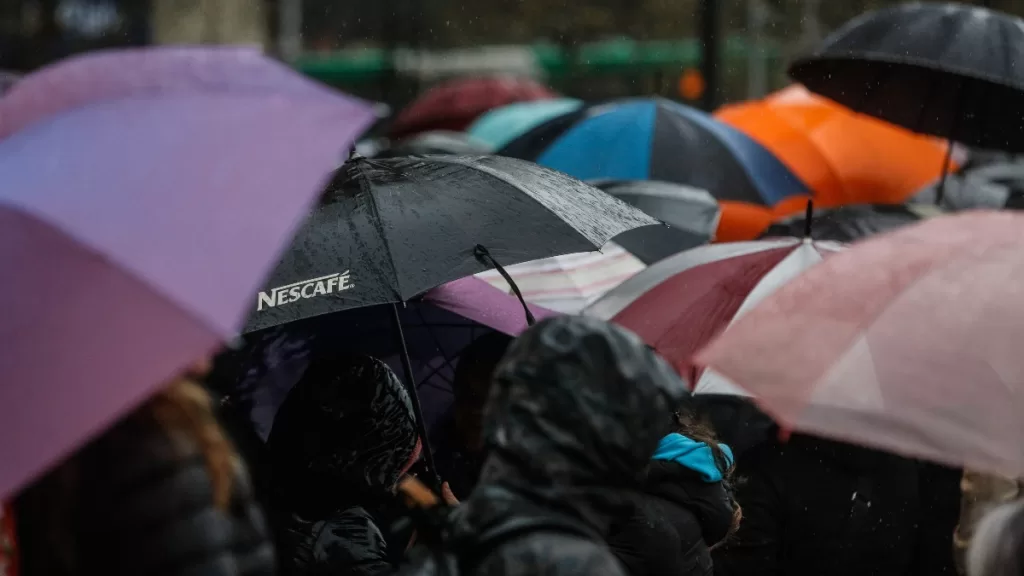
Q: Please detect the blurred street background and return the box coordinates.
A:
[0,0,1012,111]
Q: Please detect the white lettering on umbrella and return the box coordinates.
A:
[257,271,354,311]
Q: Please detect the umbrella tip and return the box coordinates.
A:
[803,198,814,239]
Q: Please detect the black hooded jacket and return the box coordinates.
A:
[399,316,689,576]
[711,434,961,576]
[607,459,736,576]
[267,354,418,576]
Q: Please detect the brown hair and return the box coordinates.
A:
[673,411,735,483]
[673,410,742,547]
[147,377,238,510]
[15,373,239,576]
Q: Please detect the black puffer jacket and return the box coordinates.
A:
[267,354,419,576]
[399,316,689,576]
[712,434,961,576]
[608,460,735,576]
[16,404,274,576]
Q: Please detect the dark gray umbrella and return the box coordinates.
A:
[789,2,1024,152]
[912,159,1024,210]
[590,179,719,264]
[245,154,657,333]
[761,203,942,243]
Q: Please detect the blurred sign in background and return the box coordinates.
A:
[0,0,1011,110]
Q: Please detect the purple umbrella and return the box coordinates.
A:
[0,46,374,499]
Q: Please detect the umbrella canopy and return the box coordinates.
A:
[228,277,558,441]
[590,179,719,264]
[502,97,809,207]
[0,46,374,499]
[716,85,956,207]
[476,242,645,314]
[762,203,943,243]
[245,154,657,332]
[583,238,842,393]
[387,76,557,139]
[698,211,1024,477]
[788,2,1024,151]
[374,131,492,158]
[912,159,1024,210]
[468,98,583,149]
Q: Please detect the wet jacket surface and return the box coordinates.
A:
[16,409,274,576]
[607,460,736,576]
[267,354,418,576]
[398,316,688,576]
[711,434,961,576]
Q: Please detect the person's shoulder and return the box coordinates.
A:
[477,532,628,576]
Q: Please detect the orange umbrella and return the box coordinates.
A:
[716,85,957,208]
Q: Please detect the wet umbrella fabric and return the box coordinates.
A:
[788,2,1024,151]
[762,204,942,243]
[245,154,657,333]
[583,238,843,395]
[697,211,1024,477]
[591,179,719,264]
[387,76,557,139]
[374,131,492,158]
[503,98,809,206]
[0,46,375,500]
[468,98,583,149]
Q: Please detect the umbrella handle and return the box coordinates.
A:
[474,245,536,326]
[390,303,443,493]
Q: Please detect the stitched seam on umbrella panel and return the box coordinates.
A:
[418,155,604,252]
[356,160,405,301]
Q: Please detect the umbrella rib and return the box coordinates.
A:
[357,161,404,300]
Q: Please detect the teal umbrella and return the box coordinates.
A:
[468,98,582,149]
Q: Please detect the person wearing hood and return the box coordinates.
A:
[711,433,961,576]
[266,354,421,576]
[399,315,688,576]
[607,409,739,576]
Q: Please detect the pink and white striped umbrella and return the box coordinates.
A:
[584,238,842,393]
[475,242,644,314]
[697,211,1024,476]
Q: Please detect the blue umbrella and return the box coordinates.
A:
[502,98,809,206]
[468,98,583,149]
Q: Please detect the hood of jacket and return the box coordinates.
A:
[645,460,736,546]
[455,316,688,538]
[267,354,418,520]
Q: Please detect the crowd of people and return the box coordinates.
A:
[4,314,1020,576]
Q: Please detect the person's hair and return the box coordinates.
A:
[673,409,742,548]
[14,374,239,576]
[148,377,238,510]
[673,410,735,483]
[452,332,512,399]
[968,499,1024,576]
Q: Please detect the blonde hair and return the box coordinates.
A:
[147,377,238,510]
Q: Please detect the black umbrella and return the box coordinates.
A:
[761,203,942,243]
[246,154,655,333]
[590,179,719,264]
[375,130,493,158]
[243,154,657,487]
[789,2,1024,153]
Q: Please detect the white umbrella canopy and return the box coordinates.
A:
[475,242,645,314]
